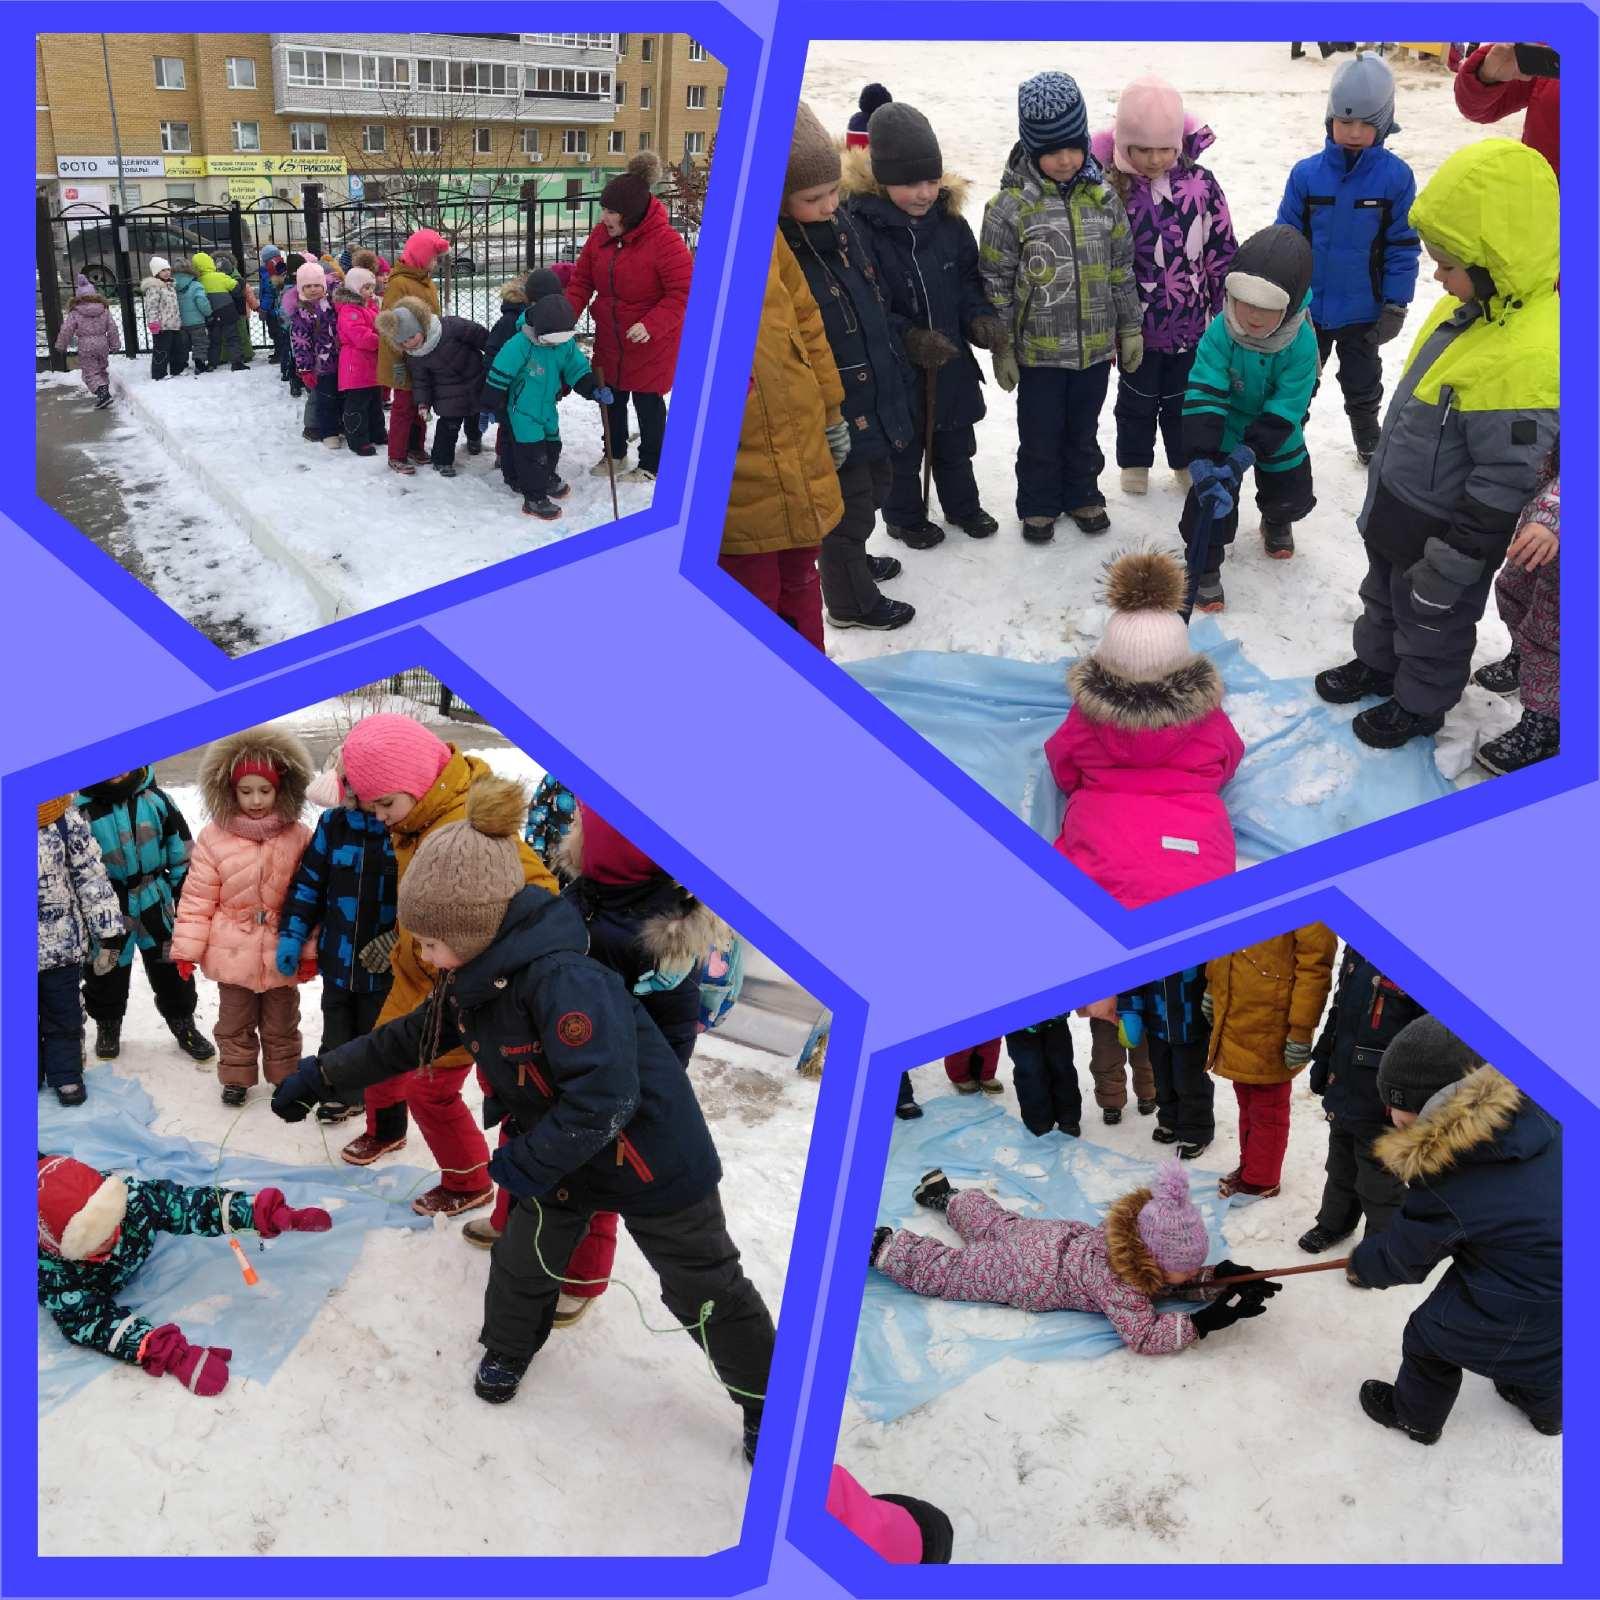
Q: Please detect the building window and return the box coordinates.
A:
[154,56,185,90]
[120,183,144,206]
[474,126,493,154]
[159,121,190,154]
[291,121,329,153]
[614,80,626,105]
[225,56,256,89]
[166,182,197,203]
[684,131,706,158]
[641,38,654,62]
[686,85,706,110]
[608,129,625,154]
[639,85,651,111]
[409,125,442,155]
[231,120,261,152]
[688,40,707,62]
[524,33,616,50]
[519,127,543,157]
[563,128,588,155]
[617,34,629,56]
[524,66,611,99]
[717,85,725,109]
[361,124,386,155]
[638,131,653,151]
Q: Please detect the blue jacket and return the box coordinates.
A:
[1118,967,1210,1048]
[258,263,283,319]
[1275,139,1420,330]
[277,807,397,994]
[1352,1070,1559,1392]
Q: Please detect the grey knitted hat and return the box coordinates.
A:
[529,293,577,339]
[1377,1017,1487,1114]
[867,102,942,187]
[1327,52,1399,140]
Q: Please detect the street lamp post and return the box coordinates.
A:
[99,34,130,212]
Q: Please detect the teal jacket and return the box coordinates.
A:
[480,320,597,444]
[1181,294,1320,475]
[75,768,190,964]
[173,272,212,328]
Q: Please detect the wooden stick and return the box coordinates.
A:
[1178,1256,1352,1291]
[594,360,620,521]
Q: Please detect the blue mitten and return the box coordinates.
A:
[1188,458,1236,519]
[634,960,695,995]
[274,933,301,978]
[593,385,616,406]
[1118,1011,1144,1050]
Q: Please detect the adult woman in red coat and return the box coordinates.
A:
[1455,43,1560,181]
[565,152,693,484]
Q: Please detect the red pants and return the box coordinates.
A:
[386,386,427,464]
[1233,1080,1292,1188]
[364,1063,488,1191]
[945,1039,1001,1084]
[718,548,823,650]
[487,1121,616,1300]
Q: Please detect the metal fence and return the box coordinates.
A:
[38,181,701,364]
[381,669,483,723]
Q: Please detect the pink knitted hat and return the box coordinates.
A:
[1115,76,1185,159]
[1136,1162,1209,1276]
[1092,550,1194,683]
[295,261,326,291]
[341,714,452,806]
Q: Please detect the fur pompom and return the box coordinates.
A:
[1104,550,1187,614]
[627,150,665,186]
[464,776,529,840]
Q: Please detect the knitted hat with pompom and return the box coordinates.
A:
[1092,549,1195,682]
[38,1155,127,1262]
[1136,1162,1209,1276]
[341,714,452,807]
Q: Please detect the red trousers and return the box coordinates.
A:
[364,1062,488,1191]
[1233,1079,1292,1188]
[487,1122,616,1300]
[718,548,824,650]
[386,386,427,464]
[945,1039,1001,1084]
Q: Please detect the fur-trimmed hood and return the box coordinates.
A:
[839,143,972,218]
[198,725,313,823]
[496,277,528,306]
[1068,654,1222,732]
[1373,1066,1535,1184]
[1101,1187,1169,1296]
[332,283,367,307]
[376,293,436,343]
[69,291,111,311]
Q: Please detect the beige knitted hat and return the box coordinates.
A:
[788,101,842,195]
[1093,550,1195,682]
[397,777,529,962]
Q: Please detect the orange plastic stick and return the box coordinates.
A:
[228,1235,260,1286]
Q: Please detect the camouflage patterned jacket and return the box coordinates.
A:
[979,143,1142,371]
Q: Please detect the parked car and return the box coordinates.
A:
[57,213,259,294]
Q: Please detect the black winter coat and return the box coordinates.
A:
[778,213,917,461]
[1310,948,1428,1131]
[485,294,526,369]
[1352,1069,1560,1391]
[410,316,489,418]
[319,887,721,1217]
[846,185,994,433]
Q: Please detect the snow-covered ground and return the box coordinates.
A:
[37,346,654,652]
[40,730,818,1557]
[837,1008,1562,1565]
[803,41,1526,782]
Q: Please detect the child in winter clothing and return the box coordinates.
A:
[1179,224,1320,603]
[269,777,776,1461]
[54,275,121,408]
[1299,948,1425,1256]
[38,1153,330,1394]
[1315,139,1559,750]
[1006,1016,1082,1136]
[190,251,248,371]
[1118,967,1214,1156]
[278,254,306,395]
[75,768,212,1065]
[258,243,292,377]
[1079,996,1157,1122]
[478,293,607,517]
[873,1161,1277,1353]
[333,266,386,456]
[827,1464,953,1565]
[379,228,450,474]
[484,274,532,488]
[845,82,892,150]
[1046,550,1244,908]
[980,71,1142,540]
[169,727,316,1105]
[846,100,1004,546]
[37,797,124,1105]
[1351,1019,1561,1443]
[290,262,341,446]
[172,259,213,374]
[377,297,487,475]
[781,101,917,631]
[1276,53,1421,463]
[1205,925,1337,1198]
[140,256,186,380]
[944,1039,1004,1095]
[524,771,578,867]
[1475,455,1560,774]
[1089,77,1236,494]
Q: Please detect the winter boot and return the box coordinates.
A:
[1178,1140,1211,1161]
[1195,571,1225,612]
[406,447,430,466]
[1261,520,1295,559]
[547,476,571,500]
[1352,698,1445,750]
[868,554,903,582]
[1352,416,1381,465]
[1475,710,1560,776]
[1151,1124,1179,1144]
[589,454,623,477]
[55,1082,88,1107]
[462,1219,501,1249]
[466,437,483,456]
[1473,649,1522,695]
[94,1018,122,1060]
[1298,1224,1352,1254]
[221,1084,248,1108]
[952,1077,981,1095]
[886,517,945,550]
[1021,516,1057,544]
[977,1077,1004,1095]
[914,1169,955,1212]
[1121,467,1149,495]
[411,1184,493,1218]
[870,1224,893,1266]
[1060,1122,1081,1137]
[168,1015,215,1062]
[322,435,344,451]
[828,596,917,631]
[340,1132,407,1165]
[351,444,377,458]
[1136,1097,1158,1116]
[617,465,657,485]
[1494,1382,1562,1436]
[1171,466,1192,491]
[1345,1267,1370,1289]
[1359,1379,1441,1445]
[523,496,562,520]
[554,1293,595,1327]
[303,428,322,442]
[956,509,999,538]
[315,1100,363,1124]
[1314,658,1395,705]
[895,1099,924,1121]
[1069,505,1111,534]
[743,1421,761,1465]
[474,1349,532,1404]
[388,459,416,476]
[432,461,456,477]
[1102,1106,1122,1126]
[1220,1175,1280,1198]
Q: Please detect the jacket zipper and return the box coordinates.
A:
[1065,190,1083,367]
[605,243,625,391]
[1429,385,1455,491]
[616,1129,654,1183]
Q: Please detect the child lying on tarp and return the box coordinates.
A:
[870,1161,1277,1353]
[37,1153,331,1396]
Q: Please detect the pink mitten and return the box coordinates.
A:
[150,321,162,334]
[252,1186,332,1238]
[139,1324,232,1396]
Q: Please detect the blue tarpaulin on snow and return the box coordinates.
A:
[842,617,1452,861]
[37,1068,433,1414]
[851,1098,1234,1423]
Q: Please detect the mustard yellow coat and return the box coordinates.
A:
[1205,925,1337,1085]
[721,232,845,557]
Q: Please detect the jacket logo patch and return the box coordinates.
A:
[556,1011,594,1047]
[500,1042,536,1058]
[1511,420,1537,445]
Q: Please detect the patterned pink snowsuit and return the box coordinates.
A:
[1494,474,1560,716]
[876,1190,1216,1355]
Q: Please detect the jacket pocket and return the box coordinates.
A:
[615,1129,654,1184]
